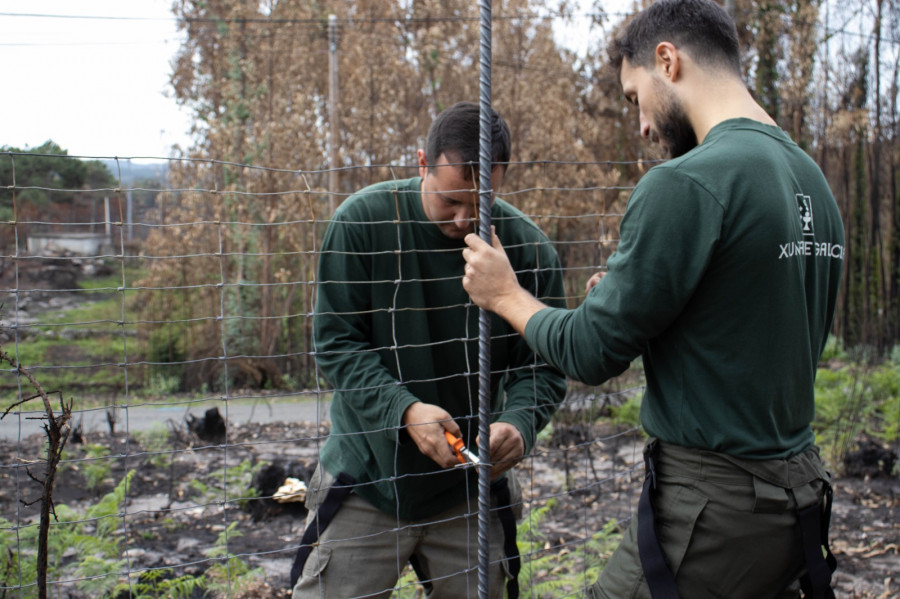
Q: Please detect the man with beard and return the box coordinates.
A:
[460,0,845,597]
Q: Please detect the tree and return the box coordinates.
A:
[138,0,625,391]
[0,141,118,250]
[138,0,900,390]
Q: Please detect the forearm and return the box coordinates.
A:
[491,285,548,337]
[318,346,420,432]
[499,363,566,453]
[462,230,549,334]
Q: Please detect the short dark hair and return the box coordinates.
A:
[424,101,511,180]
[608,0,741,76]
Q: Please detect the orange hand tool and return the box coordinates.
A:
[444,431,481,464]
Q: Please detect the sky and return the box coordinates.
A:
[0,1,615,163]
[1,1,192,160]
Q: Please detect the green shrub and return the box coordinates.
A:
[133,422,173,469]
[518,499,621,597]
[113,568,206,599]
[204,521,266,596]
[814,358,900,471]
[0,516,36,594]
[81,443,114,494]
[609,395,642,429]
[0,471,134,598]
[820,336,848,362]
[188,459,261,509]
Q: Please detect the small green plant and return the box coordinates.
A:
[819,336,848,362]
[0,516,36,594]
[134,422,173,469]
[73,554,128,598]
[80,443,114,494]
[537,420,555,444]
[188,478,211,498]
[517,499,622,597]
[113,567,206,599]
[189,459,261,509]
[161,517,182,533]
[204,521,266,596]
[146,372,183,396]
[0,471,135,598]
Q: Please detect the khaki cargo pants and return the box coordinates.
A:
[592,440,831,598]
[291,465,518,598]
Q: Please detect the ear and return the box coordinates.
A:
[655,42,680,81]
[417,148,427,177]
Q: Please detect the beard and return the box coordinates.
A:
[660,112,698,158]
[653,78,698,158]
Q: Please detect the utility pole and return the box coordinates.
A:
[126,189,134,241]
[104,197,111,239]
[328,14,340,214]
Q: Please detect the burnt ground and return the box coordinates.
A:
[0,415,897,599]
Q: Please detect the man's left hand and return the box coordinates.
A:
[477,422,525,480]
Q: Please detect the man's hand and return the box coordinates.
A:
[477,422,525,480]
[461,229,519,314]
[402,401,462,469]
[462,229,547,335]
[585,270,606,293]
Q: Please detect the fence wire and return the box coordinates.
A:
[0,154,644,598]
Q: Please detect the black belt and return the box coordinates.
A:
[795,484,837,599]
[288,471,356,589]
[637,440,679,598]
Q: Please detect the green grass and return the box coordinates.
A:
[37,267,144,326]
[0,334,128,393]
[76,268,144,291]
[40,294,136,327]
[1,269,142,394]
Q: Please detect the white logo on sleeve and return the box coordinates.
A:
[797,194,814,236]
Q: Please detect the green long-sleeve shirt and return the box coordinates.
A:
[527,119,844,459]
[314,177,566,519]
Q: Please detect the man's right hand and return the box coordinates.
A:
[462,230,547,336]
[585,270,606,293]
[402,401,462,469]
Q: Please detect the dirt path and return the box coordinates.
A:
[0,395,330,441]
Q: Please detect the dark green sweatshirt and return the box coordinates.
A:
[527,119,844,459]
[314,177,566,519]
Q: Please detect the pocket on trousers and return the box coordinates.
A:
[301,544,333,580]
[655,484,708,576]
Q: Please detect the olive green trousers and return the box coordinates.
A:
[291,465,517,598]
[592,440,831,599]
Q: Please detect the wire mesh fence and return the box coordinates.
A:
[3,0,900,595]
[0,155,646,598]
